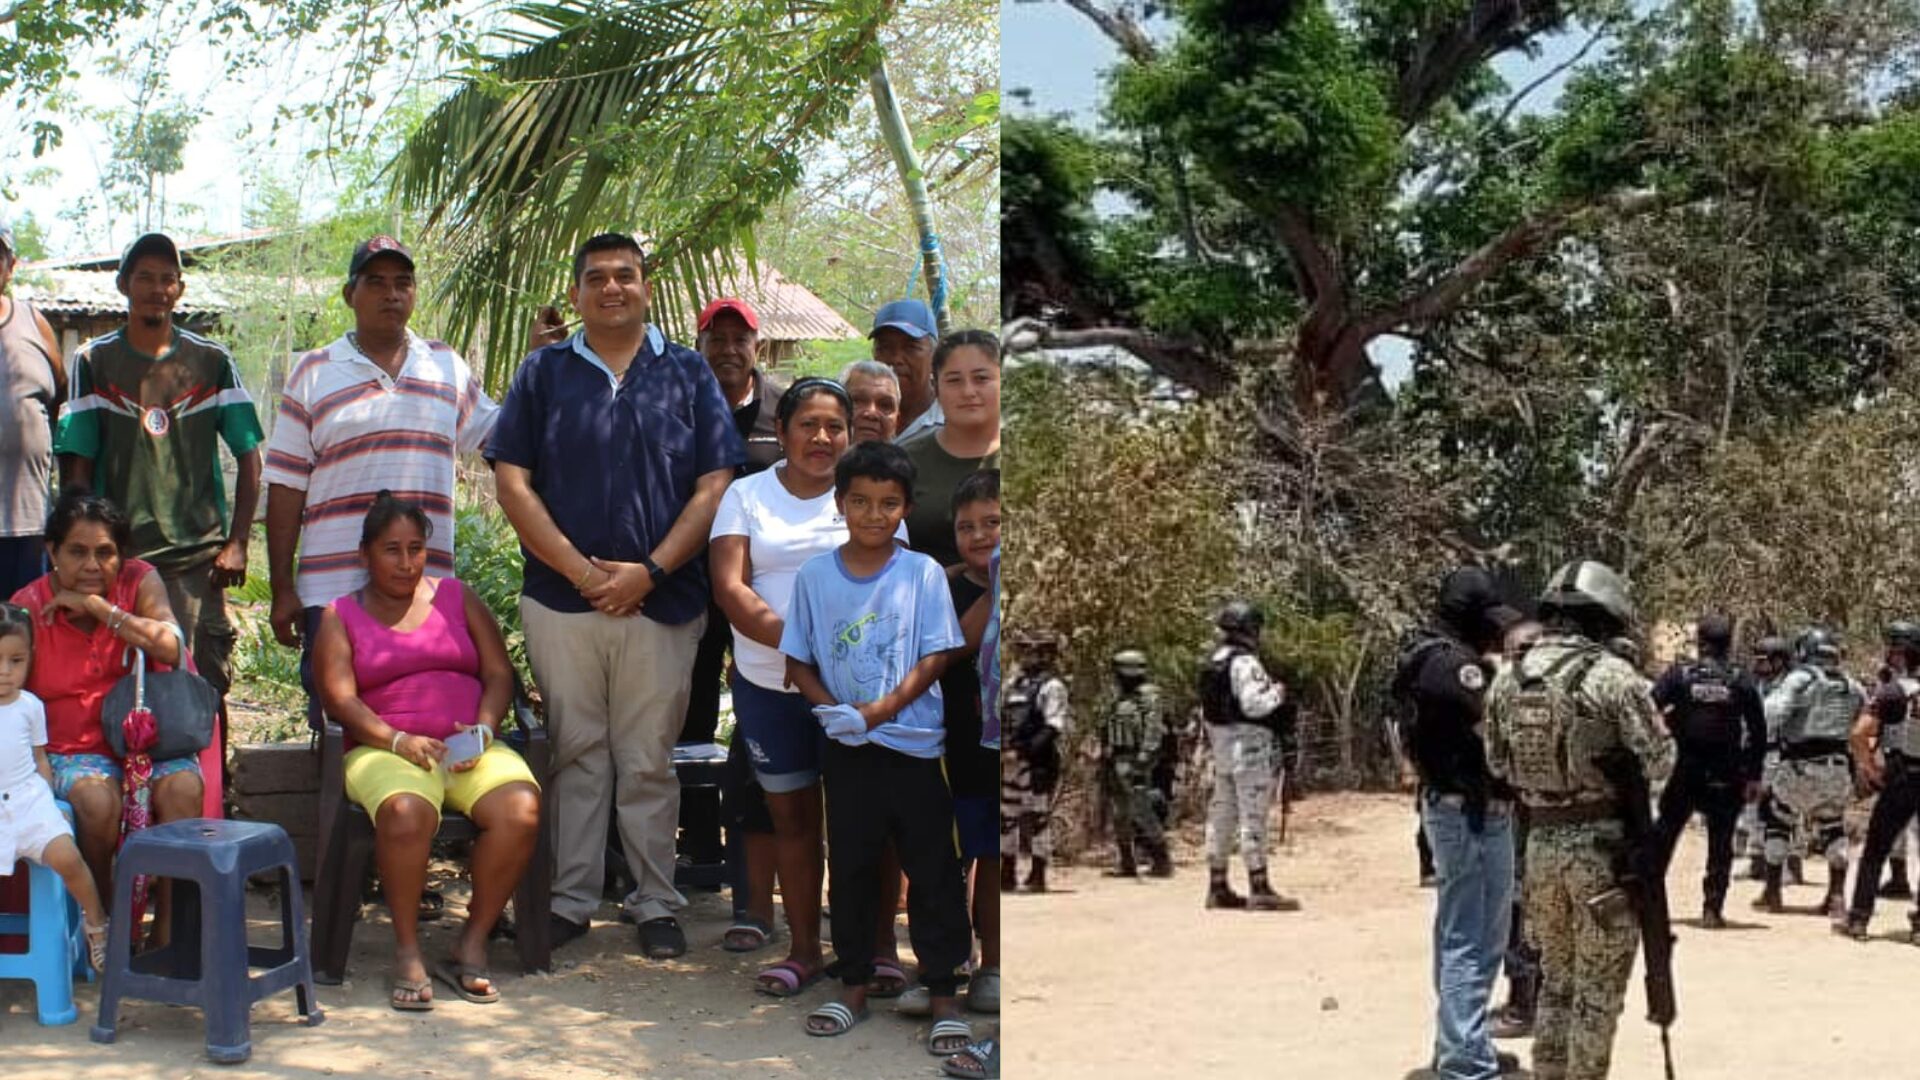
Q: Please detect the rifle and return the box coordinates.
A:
[1593,748,1678,1080]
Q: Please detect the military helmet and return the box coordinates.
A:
[1111,649,1149,676]
[1538,560,1636,630]
[1755,635,1792,660]
[1798,626,1840,663]
[1887,621,1920,650]
[1013,628,1061,651]
[1216,600,1264,638]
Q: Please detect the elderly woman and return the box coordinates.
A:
[311,492,540,1010]
[839,360,902,445]
[10,491,198,939]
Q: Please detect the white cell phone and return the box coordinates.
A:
[443,728,488,765]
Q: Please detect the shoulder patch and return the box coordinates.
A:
[1458,664,1486,691]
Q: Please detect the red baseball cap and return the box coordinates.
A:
[698,297,759,332]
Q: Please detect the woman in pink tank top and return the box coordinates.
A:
[311,492,539,1009]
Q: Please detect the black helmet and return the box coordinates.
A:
[1798,627,1840,663]
[1216,601,1264,638]
[1887,621,1920,651]
[1755,635,1792,661]
[1538,560,1636,631]
[1014,628,1061,652]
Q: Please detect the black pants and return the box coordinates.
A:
[1653,761,1744,913]
[823,741,971,996]
[1850,759,1920,923]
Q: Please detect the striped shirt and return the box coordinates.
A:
[263,331,499,607]
[54,326,265,574]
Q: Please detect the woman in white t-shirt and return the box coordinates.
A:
[711,378,871,997]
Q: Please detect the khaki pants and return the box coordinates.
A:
[161,558,234,697]
[522,596,705,925]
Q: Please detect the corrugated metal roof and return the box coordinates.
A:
[12,269,238,318]
[676,261,861,341]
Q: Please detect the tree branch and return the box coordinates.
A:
[1058,0,1158,63]
[1360,189,1668,338]
[1394,1,1570,126]
[1003,318,1234,397]
[1273,206,1339,307]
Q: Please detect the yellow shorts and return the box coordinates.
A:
[344,741,539,823]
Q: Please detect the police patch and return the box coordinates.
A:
[1458,664,1486,691]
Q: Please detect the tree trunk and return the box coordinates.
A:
[870,60,951,335]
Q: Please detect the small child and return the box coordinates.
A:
[946,470,1000,1013]
[0,603,108,970]
[780,441,974,1056]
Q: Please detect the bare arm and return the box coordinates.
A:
[785,657,838,709]
[212,449,262,589]
[956,574,990,651]
[312,606,445,769]
[111,569,183,665]
[857,650,962,730]
[31,306,64,406]
[34,745,53,786]
[710,534,783,650]
[265,483,308,646]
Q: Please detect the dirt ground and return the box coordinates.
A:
[1008,790,1920,1080]
[4,879,995,1079]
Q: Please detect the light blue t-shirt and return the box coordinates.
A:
[779,545,965,759]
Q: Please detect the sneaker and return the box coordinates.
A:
[894,985,933,1017]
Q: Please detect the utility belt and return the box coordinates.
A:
[1781,738,1849,763]
[1423,789,1513,817]
[1523,800,1621,827]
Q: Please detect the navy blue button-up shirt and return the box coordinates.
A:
[487,326,747,623]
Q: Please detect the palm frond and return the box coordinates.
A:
[392,0,892,390]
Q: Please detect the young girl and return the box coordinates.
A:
[0,603,108,970]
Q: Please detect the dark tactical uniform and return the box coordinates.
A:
[1845,635,1920,937]
[1649,652,1766,923]
[1103,656,1171,877]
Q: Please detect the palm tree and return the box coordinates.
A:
[392,0,898,388]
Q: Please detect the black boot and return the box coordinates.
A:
[1745,854,1767,881]
[1025,857,1049,893]
[1490,973,1537,1039]
[1001,856,1019,891]
[1246,869,1302,912]
[1206,867,1247,909]
[1826,872,1849,921]
[1700,903,1726,930]
[1752,863,1784,913]
[1147,841,1175,878]
[1787,853,1805,885]
[1110,844,1139,878]
[1882,859,1914,900]
[1908,909,1920,946]
[1835,912,1870,940]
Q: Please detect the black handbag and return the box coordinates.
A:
[101,647,219,762]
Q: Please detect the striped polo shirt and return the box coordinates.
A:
[263,331,499,607]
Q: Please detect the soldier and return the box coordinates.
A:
[1867,624,1920,901]
[1100,649,1174,878]
[1649,614,1767,929]
[1197,601,1298,911]
[1752,627,1863,917]
[1839,622,1920,939]
[1493,618,1543,1042]
[1485,560,1675,1080]
[1393,567,1524,1079]
[1002,629,1071,893]
[1737,636,1794,879]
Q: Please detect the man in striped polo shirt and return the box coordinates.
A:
[56,232,264,701]
[263,236,499,704]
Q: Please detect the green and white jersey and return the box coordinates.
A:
[54,325,265,573]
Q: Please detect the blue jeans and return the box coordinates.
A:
[1423,792,1514,1080]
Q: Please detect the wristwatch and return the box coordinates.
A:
[643,556,667,583]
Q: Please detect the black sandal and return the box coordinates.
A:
[638,916,686,959]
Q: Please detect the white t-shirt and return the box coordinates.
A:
[0,691,49,790]
[710,464,905,690]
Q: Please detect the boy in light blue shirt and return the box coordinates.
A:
[779,440,973,1056]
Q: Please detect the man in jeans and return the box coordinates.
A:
[1393,567,1523,1079]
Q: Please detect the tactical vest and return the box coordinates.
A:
[1006,672,1049,752]
[1781,666,1860,744]
[1106,686,1161,753]
[1674,659,1740,753]
[1198,647,1250,728]
[1501,645,1607,800]
[1893,676,1920,759]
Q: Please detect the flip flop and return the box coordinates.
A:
[432,959,500,1004]
[927,1017,974,1056]
[966,967,999,1013]
[942,1038,1001,1079]
[724,916,773,953]
[390,976,434,1012]
[869,957,909,998]
[804,1000,869,1037]
[755,959,826,998]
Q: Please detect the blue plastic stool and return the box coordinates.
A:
[0,798,94,1025]
[91,818,323,1063]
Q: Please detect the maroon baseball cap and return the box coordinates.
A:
[697,297,759,332]
[348,235,415,277]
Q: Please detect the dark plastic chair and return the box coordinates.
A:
[90,818,323,1063]
[673,741,729,890]
[309,696,551,984]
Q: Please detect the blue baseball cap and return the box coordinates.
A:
[869,298,936,340]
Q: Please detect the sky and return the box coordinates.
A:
[1001,1,1596,390]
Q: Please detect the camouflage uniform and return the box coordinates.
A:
[1103,681,1168,869]
[1486,635,1675,1080]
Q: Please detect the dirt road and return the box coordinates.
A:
[1008,791,1920,1079]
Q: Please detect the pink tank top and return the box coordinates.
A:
[333,578,482,745]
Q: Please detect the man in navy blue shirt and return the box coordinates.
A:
[488,233,746,959]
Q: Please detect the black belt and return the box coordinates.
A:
[1525,801,1620,827]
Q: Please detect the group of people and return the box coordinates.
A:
[0,219,1003,1077]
